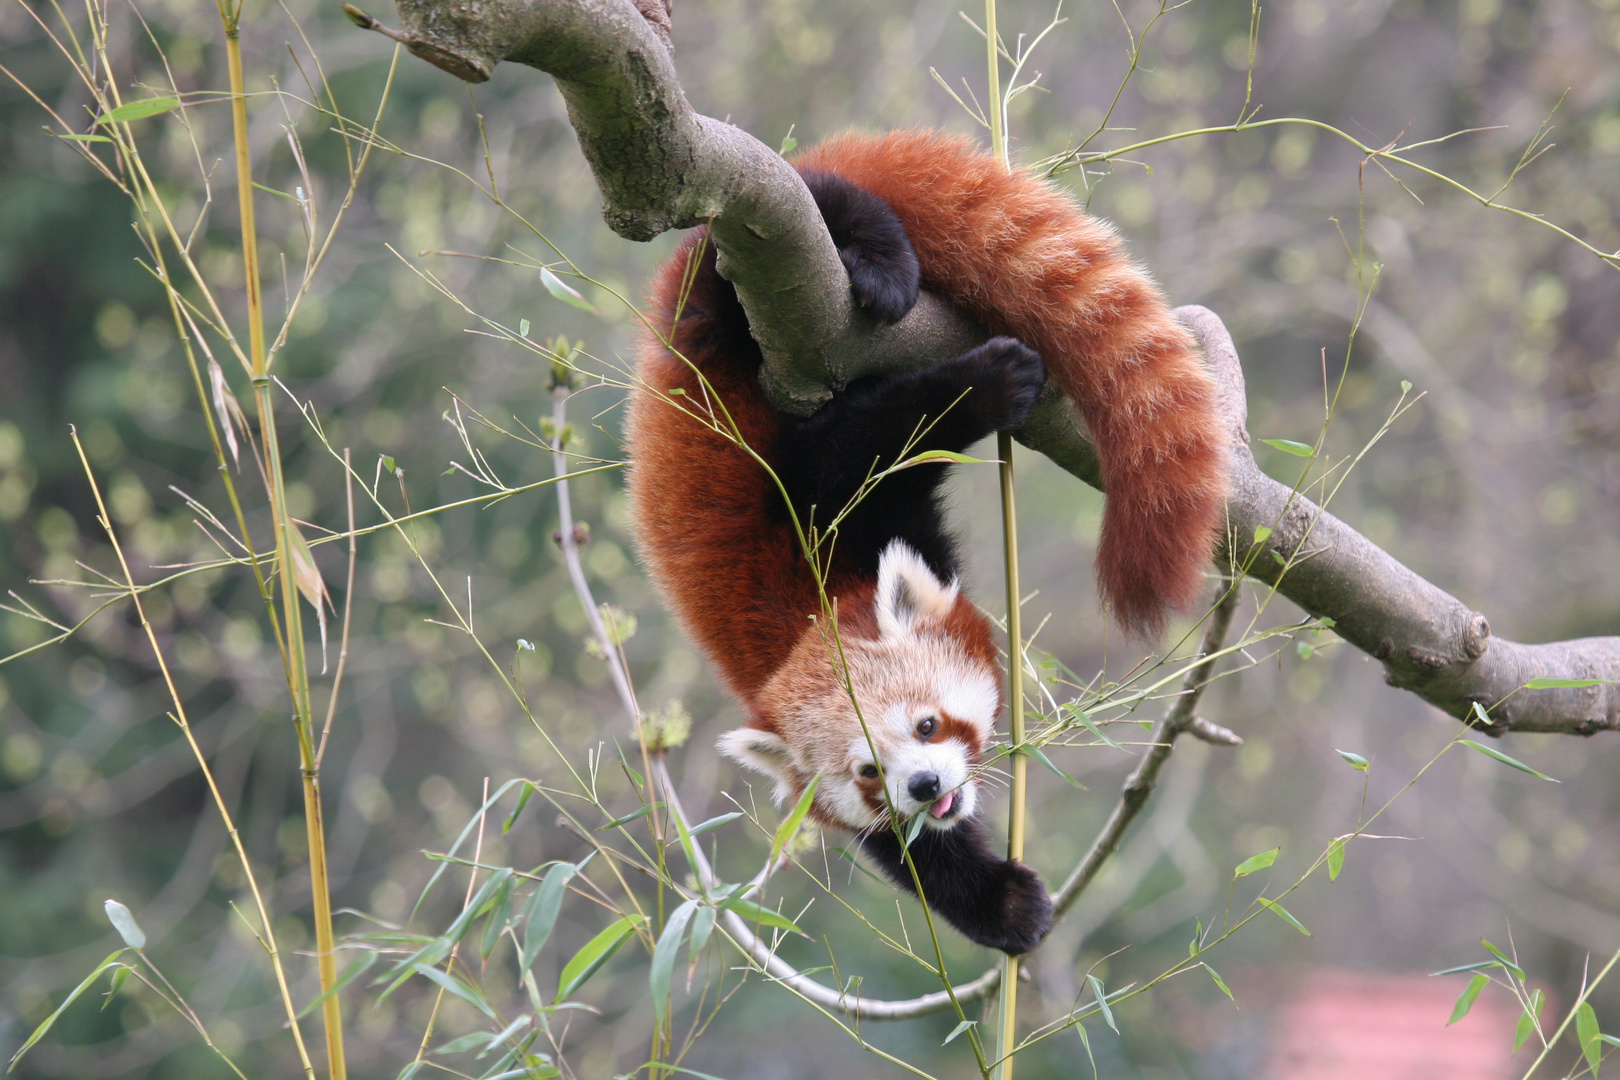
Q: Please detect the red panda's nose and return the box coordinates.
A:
[907,772,941,802]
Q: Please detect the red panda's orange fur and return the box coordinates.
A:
[628,131,1227,709]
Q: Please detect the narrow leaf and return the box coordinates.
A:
[480,875,515,960]
[890,449,991,471]
[433,1031,497,1055]
[1327,839,1345,881]
[8,952,127,1069]
[101,965,131,1010]
[650,900,699,1016]
[1234,847,1280,878]
[720,897,805,935]
[600,803,657,830]
[297,951,377,1018]
[943,1019,976,1046]
[1252,524,1273,544]
[1524,677,1618,689]
[1028,745,1084,787]
[1459,739,1557,782]
[412,963,495,1018]
[1578,1002,1602,1074]
[556,916,640,1000]
[1335,749,1369,771]
[1448,973,1490,1025]
[97,96,181,123]
[903,810,927,850]
[58,132,115,143]
[1260,437,1315,457]
[769,775,820,865]
[502,782,536,834]
[1062,704,1122,750]
[1256,897,1312,936]
[104,900,146,949]
[540,267,599,314]
[688,811,743,837]
[1513,988,1544,1054]
[1204,963,1235,1001]
[521,862,579,972]
[1481,939,1527,979]
[1087,974,1118,1033]
[687,905,716,974]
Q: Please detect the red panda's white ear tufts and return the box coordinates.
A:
[876,540,959,640]
[718,727,796,802]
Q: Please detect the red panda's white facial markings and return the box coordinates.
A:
[720,542,1003,833]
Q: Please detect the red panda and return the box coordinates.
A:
[626,131,1228,955]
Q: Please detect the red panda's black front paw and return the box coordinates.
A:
[979,857,1055,956]
[948,336,1048,432]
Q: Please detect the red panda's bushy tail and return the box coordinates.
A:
[795,131,1229,637]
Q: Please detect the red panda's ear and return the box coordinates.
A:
[718,727,796,801]
[876,541,959,640]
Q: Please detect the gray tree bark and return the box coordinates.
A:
[355,0,1620,736]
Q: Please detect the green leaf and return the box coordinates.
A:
[480,874,515,959]
[1257,897,1312,936]
[769,775,820,866]
[297,951,377,1019]
[650,900,699,1016]
[688,811,743,837]
[1188,918,1203,957]
[101,965,130,1010]
[1430,960,1501,977]
[1513,988,1544,1054]
[688,905,716,971]
[1252,524,1273,544]
[1481,939,1527,979]
[556,916,640,1000]
[1524,677,1619,689]
[434,1031,497,1055]
[1234,847,1280,878]
[1400,379,1414,393]
[903,810,927,850]
[521,862,580,972]
[1327,839,1345,881]
[1448,973,1489,1025]
[778,128,798,156]
[502,782,536,834]
[1296,640,1315,660]
[413,963,496,1018]
[600,803,658,829]
[540,267,598,314]
[58,132,115,143]
[395,1061,425,1080]
[1028,745,1085,788]
[1062,703,1122,750]
[1087,974,1118,1033]
[1260,437,1315,457]
[1335,749,1369,772]
[104,900,146,949]
[720,897,804,935]
[1204,963,1235,1002]
[518,318,530,338]
[890,449,992,471]
[1578,1002,1602,1074]
[1459,739,1557,782]
[943,1019,976,1046]
[96,96,181,124]
[8,951,127,1069]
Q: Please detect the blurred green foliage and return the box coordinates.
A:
[1,0,1618,1076]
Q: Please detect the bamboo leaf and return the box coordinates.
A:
[1234,847,1280,878]
[540,267,599,314]
[1447,973,1489,1025]
[103,900,146,949]
[412,963,496,1018]
[480,875,515,959]
[1204,963,1235,1001]
[1087,974,1118,1033]
[1459,739,1558,782]
[600,803,658,830]
[521,862,580,972]
[688,811,743,837]
[1578,1002,1602,1074]
[1481,939,1527,979]
[502,782,536,834]
[8,951,127,1069]
[769,775,820,865]
[297,951,377,1019]
[889,449,992,471]
[650,899,699,1016]
[1327,839,1345,881]
[1252,524,1273,544]
[96,96,181,123]
[1524,677,1618,689]
[1513,988,1544,1054]
[1062,704,1122,750]
[1260,437,1315,457]
[58,132,115,143]
[943,1019,976,1045]
[556,916,640,1000]
[1256,897,1312,936]
[1335,749,1369,771]
[720,897,804,935]
[1028,745,1085,787]
[687,905,717,983]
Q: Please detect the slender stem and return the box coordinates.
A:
[994,432,1026,1079]
[985,0,1004,167]
[226,21,344,1075]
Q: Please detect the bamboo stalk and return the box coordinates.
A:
[224,21,346,1079]
[994,427,1027,1080]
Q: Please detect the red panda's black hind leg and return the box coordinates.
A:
[800,169,921,324]
[856,816,1054,955]
[774,337,1045,580]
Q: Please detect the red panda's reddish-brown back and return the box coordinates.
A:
[628,233,869,702]
[794,132,1228,635]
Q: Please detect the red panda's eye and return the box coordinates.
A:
[916,717,937,738]
[859,764,880,779]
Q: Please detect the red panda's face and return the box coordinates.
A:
[720,543,1003,834]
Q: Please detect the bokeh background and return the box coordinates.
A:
[1,0,1618,1076]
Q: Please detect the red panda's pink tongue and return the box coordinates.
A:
[928,791,956,819]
